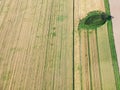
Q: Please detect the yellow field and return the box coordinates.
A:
[0,0,119,90]
[0,0,73,90]
[97,25,116,90]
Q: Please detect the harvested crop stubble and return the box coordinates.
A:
[81,30,91,90]
[89,30,101,90]
[0,0,73,90]
[74,0,82,89]
[97,25,116,90]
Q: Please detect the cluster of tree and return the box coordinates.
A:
[78,11,112,30]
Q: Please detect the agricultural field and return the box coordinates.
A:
[0,0,120,90]
[74,0,120,90]
[0,0,73,89]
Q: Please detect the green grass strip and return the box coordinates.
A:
[104,0,120,89]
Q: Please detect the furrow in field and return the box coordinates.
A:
[0,0,12,81]
[23,0,53,89]
[4,0,30,89]
[11,0,39,89]
[60,0,73,89]
[21,4,42,90]
[0,0,5,11]
[74,0,82,89]
[81,30,91,90]
[0,0,25,89]
[89,30,101,90]
[27,0,49,90]
[21,0,44,90]
[0,0,10,24]
[0,0,18,51]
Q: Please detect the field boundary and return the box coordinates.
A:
[104,0,120,89]
[73,0,75,90]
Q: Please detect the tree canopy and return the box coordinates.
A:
[78,11,112,30]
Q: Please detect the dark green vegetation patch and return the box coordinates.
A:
[78,11,112,30]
